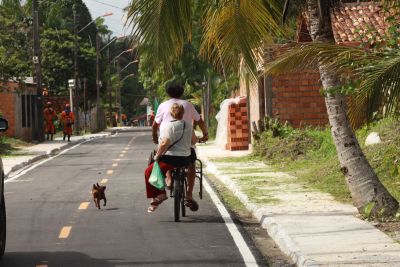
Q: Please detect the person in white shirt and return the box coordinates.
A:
[152,84,208,211]
[145,103,197,212]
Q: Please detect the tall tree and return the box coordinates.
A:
[278,0,398,216]
[127,0,399,217]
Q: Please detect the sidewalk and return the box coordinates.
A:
[197,142,400,267]
[2,132,110,177]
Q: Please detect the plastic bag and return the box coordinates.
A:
[149,161,165,190]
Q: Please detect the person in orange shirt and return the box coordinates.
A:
[43,102,58,141]
[121,113,127,126]
[60,104,75,142]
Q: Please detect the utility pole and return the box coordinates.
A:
[73,2,80,135]
[83,78,87,133]
[107,46,112,125]
[116,59,122,125]
[32,0,44,142]
[95,34,101,131]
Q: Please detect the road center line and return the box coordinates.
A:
[78,202,90,210]
[107,170,114,175]
[58,226,72,239]
[112,163,118,167]
[100,178,108,184]
[119,154,124,157]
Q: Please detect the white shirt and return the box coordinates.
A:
[155,98,200,141]
[162,120,193,157]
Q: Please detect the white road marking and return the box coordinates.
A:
[5,140,92,183]
[203,178,258,267]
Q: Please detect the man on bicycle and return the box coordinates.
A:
[152,84,208,211]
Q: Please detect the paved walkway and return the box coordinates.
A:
[197,142,400,267]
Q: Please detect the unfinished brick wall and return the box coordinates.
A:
[226,100,249,151]
[0,93,16,137]
[272,70,328,128]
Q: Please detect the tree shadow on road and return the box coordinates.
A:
[1,251,245,266]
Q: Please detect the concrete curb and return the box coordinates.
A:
[4,133,110,178]
[198,152,313,267]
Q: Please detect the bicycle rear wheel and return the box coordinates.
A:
[181,178,186,217]
[173,172,181,222]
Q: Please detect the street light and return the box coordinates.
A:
[121,74,135,82]
[73,8,113,135]
[100,35,126,53]
[120,60,139,72]
[111,49,133,63]
[116,60,139,125]
[78,12,113,34]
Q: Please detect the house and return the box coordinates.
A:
[240,1,389,131]
[0,78,38,141]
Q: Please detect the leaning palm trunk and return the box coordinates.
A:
[306,0,398,216]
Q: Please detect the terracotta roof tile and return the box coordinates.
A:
[330,2,389,44]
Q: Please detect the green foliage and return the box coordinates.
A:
[0,1,31,82]
[253,118,400,204]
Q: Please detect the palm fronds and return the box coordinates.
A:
[200,0,283,75]
[126,0,192,69]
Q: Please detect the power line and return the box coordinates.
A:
[89,0,125,10]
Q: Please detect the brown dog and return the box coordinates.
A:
[92,183,107,209]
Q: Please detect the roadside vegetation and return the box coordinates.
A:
[0,136,32,157]
[253,117,400,207]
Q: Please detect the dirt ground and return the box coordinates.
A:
[375,221,400,244]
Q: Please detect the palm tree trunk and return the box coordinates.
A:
[306,0,398,216]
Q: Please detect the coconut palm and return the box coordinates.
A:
[126,0,284,74]
[274,0,399,216]
[126,0,399,216]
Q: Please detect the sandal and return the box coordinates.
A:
[147,205,158,213]
[150,194,168,206]
[184,198,199,211]
[148,194,168,213]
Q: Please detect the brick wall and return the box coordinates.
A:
[0,93,16,137]
[226,100,249,151]
[272,70,328,128]
[44,96,70,114]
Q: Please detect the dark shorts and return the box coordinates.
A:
[189,148,197,163]
[160,155,190,168]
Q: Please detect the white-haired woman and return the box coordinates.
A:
[144,103,197,212]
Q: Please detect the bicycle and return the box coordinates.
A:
[170,159,203,222]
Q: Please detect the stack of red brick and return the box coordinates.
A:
[226,99,249,151]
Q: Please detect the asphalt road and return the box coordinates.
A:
[2,131,262,267]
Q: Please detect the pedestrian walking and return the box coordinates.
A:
[60,104,75,142]
[43,101,57,141]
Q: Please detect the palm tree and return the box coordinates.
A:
[126,0,399,216]
[276,0,398,217]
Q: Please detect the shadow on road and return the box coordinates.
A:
[1,251,245,266]
[159,214,225,224]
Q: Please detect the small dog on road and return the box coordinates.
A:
[92,183,107,209]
